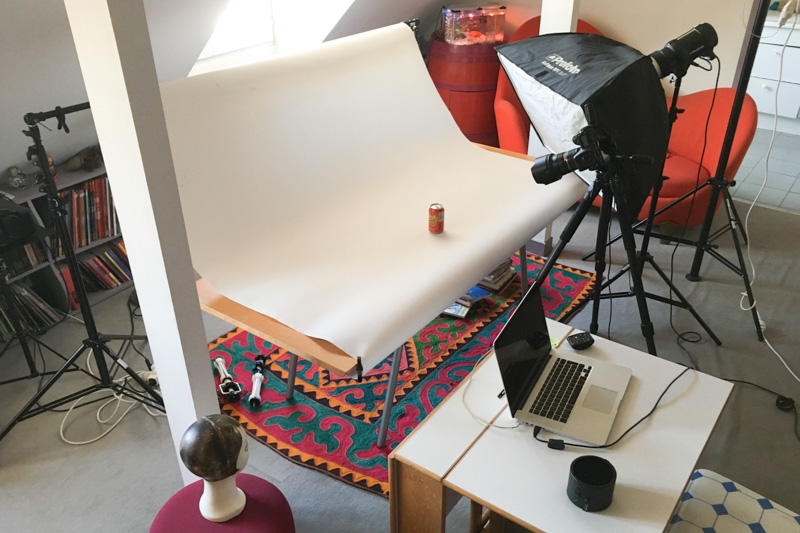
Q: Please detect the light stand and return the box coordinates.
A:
[584,8,768,342]
[592,76,722,347]
[684,0,772,341]
[496,27,721,355]
[0,103,164,442]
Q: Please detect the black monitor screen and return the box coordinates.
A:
[494,289,552,413]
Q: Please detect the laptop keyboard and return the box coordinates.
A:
[530,358,591,423]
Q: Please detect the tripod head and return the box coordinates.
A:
[531,124,654,186]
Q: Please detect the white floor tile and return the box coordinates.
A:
[764,144,800,163]
[763,158,800,178]
[780,192,800,212]
[730,182,788,207]
[743,168,797,191]
[773,133,800,149]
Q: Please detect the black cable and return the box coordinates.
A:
[672,341,799,445]
[676,332,701,370]
[605,213,614,339]
[533,366,692,450]
[666,58,722,347]
[725,379,800,443]
[126,290,151,368]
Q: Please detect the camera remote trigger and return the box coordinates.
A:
[567,332,594,350]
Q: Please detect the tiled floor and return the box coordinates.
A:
[732,129,800,214]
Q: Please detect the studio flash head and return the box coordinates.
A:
[649,23,718,78]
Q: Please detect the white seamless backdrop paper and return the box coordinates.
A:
[160,24,586,371]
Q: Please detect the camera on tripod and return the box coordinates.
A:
[531,126,611,185]
[529,23,718,189]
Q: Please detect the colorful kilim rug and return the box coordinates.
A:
[208,253,595,497]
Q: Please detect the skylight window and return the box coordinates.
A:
[190,0,275,75]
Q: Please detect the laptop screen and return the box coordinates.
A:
[493,288,552,414]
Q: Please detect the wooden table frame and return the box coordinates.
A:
[198,278,406,447]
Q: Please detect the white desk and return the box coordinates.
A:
[388,320,574,532]
[390,330,733,533]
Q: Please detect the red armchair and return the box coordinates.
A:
[494,16,603,154]
[645,89,758,226]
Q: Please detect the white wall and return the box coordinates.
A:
[0,0,223,175]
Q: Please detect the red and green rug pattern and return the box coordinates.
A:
[209,253,595,497]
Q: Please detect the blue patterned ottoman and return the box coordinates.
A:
[669,470,800,532]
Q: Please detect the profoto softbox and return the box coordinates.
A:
[496,33,670,219]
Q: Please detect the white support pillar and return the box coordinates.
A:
[540,0,581,35]
[63,0,219,484]
[530,0,582,256]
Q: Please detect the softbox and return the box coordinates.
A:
[496,33,670,219]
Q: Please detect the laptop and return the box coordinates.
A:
[493,288,632,445]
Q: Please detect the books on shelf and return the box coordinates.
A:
[58,239,132,306]
[57,174,118,255]
[0,283,62,340]
[4,240,47,278]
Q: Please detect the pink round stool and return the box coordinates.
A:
[150,473,295,532]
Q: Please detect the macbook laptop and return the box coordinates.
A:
[493,288,631,445]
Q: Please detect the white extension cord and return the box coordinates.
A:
[779,0,800,27]
[738,6,800,387]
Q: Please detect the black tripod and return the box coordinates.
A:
[589,77,722,348]
[683,0,772,342]
[0,253,73,387]
[526,127,659,355]
[0,103,164,442]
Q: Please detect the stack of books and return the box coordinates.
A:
[477,259,515,293]
[443,285,491,318]
[442,258,520,319]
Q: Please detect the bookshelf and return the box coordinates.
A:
[0,163,133,338]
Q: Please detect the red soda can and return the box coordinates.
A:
[429,203,444,233]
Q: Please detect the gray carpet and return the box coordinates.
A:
[0,200,797,532]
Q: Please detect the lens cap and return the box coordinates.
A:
[567,455,616,512]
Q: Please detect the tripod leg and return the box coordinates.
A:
[720,188,763,341]
[527,183,602,298]
[590,192,614,335]
[724,184,748,245]
[646,258,722,345]
[610,181,657,356]
[619,225,657,355]
[98,342,164,406]
[0,344,91,440]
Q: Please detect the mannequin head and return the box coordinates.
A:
[180,414,249,481]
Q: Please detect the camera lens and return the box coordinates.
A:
[531,147,580,185]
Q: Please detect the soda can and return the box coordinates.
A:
[429,203,444,233]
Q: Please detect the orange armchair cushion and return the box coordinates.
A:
[641,89,757,226]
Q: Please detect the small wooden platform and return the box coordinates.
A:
[197,278,357,376]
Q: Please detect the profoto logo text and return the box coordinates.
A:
[543,54,581,75]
